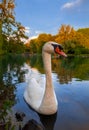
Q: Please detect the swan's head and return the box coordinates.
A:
[42,42,67,57]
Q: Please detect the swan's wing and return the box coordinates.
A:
[23,63,45,110]
[24,64,41,84]
[24,77,45,110]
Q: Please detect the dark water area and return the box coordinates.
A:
[0,54,89,130]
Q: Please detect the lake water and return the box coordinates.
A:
[0,55,89,130]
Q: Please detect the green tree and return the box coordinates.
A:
[0,21,3,54]
[0,0,15,53]
[30,39,38,53]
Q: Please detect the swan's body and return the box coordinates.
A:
[24,41,67,115]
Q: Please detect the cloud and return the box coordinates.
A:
[24,29,44,44]
[30,35,38,39]
[61,0,82,10]
[35,30,43,35]
[24,35,38,44]
[25,26,30,34]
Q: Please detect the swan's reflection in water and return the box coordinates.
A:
[22,119,44,130]
[22,113,57,130]
[39,113,57,130]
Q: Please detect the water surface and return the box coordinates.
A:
[0,55,89,130]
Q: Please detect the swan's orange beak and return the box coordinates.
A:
[55,47,67,57]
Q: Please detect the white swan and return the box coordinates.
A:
[24,41,67,115]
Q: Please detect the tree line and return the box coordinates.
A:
[0,0,89,55]
[26,25,89,55]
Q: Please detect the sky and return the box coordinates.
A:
[15,0,89,38]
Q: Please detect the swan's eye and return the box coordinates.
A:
[51,43,63,51]
[58,44,63,50]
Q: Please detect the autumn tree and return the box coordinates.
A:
[36,33,52,53]
[55,24,76,44]
[0,0,28,54]
[77,28,89,48]
[24,24,89,54]
[77,28,89,36]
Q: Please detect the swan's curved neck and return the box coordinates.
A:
[39,50,57,114]
[40,51,55,102]
[42,51,52,88]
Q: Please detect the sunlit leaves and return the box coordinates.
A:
[55,24,76,44]
[27,24,89,54]
[29,33,52,53]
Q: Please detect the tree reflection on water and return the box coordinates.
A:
[0,54,89,129]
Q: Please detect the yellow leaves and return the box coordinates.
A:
[37,33,52,43]
[75,31,89,48]
[0,0,15,18]
[8,3,15,9]
[56,24,76,44]
[25,43,30,47]
[8,14,14,19]
[27,25,89,54]
[0,3,3,9]
[19,26,25,30]
[55,36,64,44]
